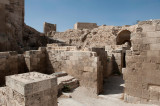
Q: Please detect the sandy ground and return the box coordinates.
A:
[58,76,157,106]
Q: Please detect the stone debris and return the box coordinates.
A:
[51,72,79,92]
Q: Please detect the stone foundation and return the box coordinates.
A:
[0,72,58,106]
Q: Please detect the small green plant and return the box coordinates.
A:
[62,85,71,92]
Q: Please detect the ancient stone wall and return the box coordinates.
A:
[123,20,160,105]
[74,22,98,30]
[46,44,103,94]
[0,0,24,52]
[0,48,48,86]
[44,22,56,34]
[91,47,109,78]
[0,72,58,106]
[0,51,26,86]
[51,25,137,49]
[24,47,48,74]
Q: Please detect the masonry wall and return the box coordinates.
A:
[123,20,160,105]
[91,47,109,78]
[0,72,58,106]
[0,52,27,86]
[105,45,125,74]
[0,48,47,86]
[0,0,24,52]
[44,22,56,34]
[46,44,103,94]
[24,47,48,74]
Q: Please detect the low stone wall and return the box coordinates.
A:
[105,45,124,74]
[0,44,104,95]
[24,47,48,74]
[0,48,47,86]
[91,47,109,78]
[123,20,160,105]
[0,72,57,106]
[0,52,20,86]
[46,44,103,94]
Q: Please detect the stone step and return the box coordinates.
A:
[57,75,79,92]
[51,71,68,77]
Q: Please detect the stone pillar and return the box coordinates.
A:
[5,72,58,106]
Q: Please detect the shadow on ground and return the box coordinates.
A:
[102,75,124,95]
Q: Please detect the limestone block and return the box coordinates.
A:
[132,44,140,51]
[156,25,160,31]
[156,38,160,43]
[6,72,57,96]
[0,0,9,4]
[142,89,150,99]
[141,24,156,32]
[150,91,159,101]
[143,37,157,44]
[132,38,142,44]
[146,31,160,38]
[124,94,141,103]
[147,51,160,57]
[84,67,94,72]
[150,43,160,50]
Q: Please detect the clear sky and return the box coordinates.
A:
[25,0,160,32]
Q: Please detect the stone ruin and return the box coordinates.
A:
[0,0,160,106]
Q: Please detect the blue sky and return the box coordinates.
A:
[25,0,160,32]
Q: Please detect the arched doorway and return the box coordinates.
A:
[116,30,131,68]
[116,30,131,49]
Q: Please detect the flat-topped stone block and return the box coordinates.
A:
[6,72,57,96]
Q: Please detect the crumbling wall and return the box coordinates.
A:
[44,22,56,34]
[123,20,160,105]
[46,44,103,94]
[51,25,137,49]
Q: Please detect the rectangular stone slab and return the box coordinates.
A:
[6,72,57,96]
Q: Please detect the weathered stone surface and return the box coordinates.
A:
[0,72,58,106]
[44,22,56,34]
[123,20,160,105]
[46,44,103,94]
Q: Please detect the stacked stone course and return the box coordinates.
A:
[0,72,58,106]
[46,44,103,94]
[123,20,160,105]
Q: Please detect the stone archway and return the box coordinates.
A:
[116,30,131,48]
[116,30,131,69]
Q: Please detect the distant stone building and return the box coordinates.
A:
[44,22,56,34]
[74,22,98,30]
